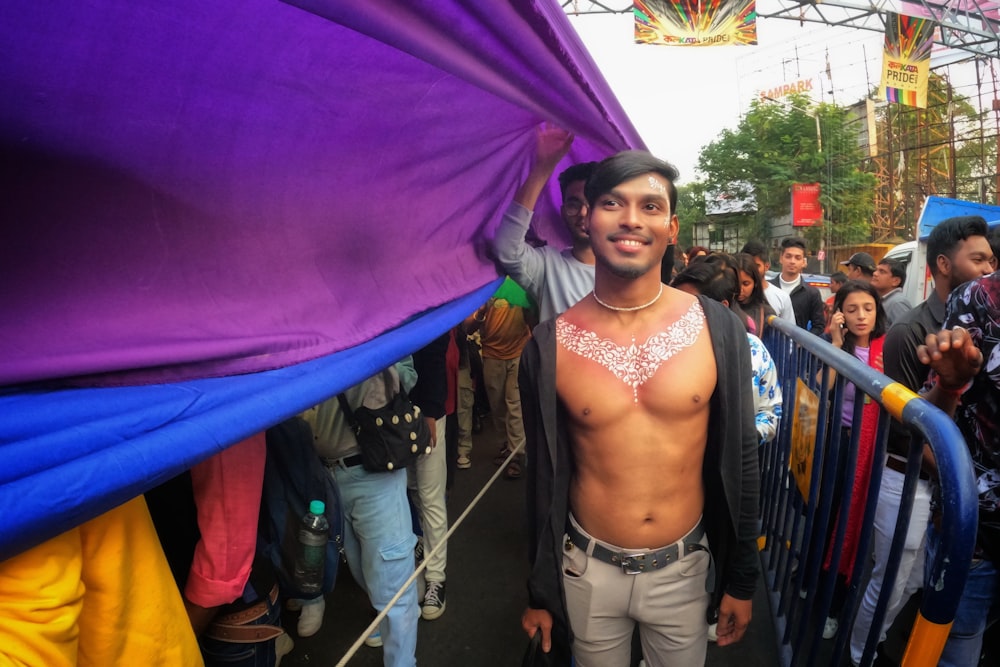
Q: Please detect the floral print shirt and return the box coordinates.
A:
[749,333,782,445]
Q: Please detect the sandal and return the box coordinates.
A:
[504,460,522,480]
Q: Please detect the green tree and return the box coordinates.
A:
[696,93,876,247]
[676,181,707,248]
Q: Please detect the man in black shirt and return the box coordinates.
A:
[848,215,994,665]
[769,237,825,334]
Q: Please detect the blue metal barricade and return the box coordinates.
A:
[760,317,977,667]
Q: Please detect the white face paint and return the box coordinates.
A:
[647,175,671,228]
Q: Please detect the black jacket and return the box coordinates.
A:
[410,332,450,420]
[769,276,825,334]
[518,296,760,662]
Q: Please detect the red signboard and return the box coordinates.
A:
[792,182,822,227]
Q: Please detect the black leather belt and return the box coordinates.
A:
[886,455,930,481]
[324,454,364,469]
[566,520,708,575]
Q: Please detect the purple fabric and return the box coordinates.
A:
[0,0,643,387]
[0,1,643,557]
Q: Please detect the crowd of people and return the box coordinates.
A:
[5,123,1000,667]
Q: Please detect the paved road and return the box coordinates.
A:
[280,420,780,666]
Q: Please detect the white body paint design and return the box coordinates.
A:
[556,301,705,403]
[646,176,671,227]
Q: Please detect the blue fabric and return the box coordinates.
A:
[0,279,500,561]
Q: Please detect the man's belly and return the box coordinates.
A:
[569,478,704,550]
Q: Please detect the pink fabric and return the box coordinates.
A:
[184,434,266,608]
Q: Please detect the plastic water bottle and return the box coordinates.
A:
[292,499,329,594]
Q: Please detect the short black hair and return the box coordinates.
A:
[584,150,679,214]
[740,240,769,263]
[926,216,989,277]
[671,253,750,326]
[829,271,848,284]
[557,162,598,198]
[879,258,906,288]
[780,237,808,253]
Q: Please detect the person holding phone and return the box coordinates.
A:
[819,281,889,639]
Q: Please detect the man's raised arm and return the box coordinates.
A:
[493,125,574,294]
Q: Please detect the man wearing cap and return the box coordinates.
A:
[870,257,912,325]
[840,252,876,283]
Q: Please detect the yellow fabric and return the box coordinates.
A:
[0,496,204,667]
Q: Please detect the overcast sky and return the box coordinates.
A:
[564,11,982,183]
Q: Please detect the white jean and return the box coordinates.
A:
[408,416,448,583]
[848,461,932,665]
[562,517,710,667]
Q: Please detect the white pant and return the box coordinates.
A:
[408,416,448,582]
[849,461,932,665]
[562,517,710,667]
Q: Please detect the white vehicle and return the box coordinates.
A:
[883,196,1000,306]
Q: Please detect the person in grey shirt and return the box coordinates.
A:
[871,258,912,325]
[493,125,598,322]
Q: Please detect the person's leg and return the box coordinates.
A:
[334,466,418,667]
[631,531,711,667]
[928,526,1000,667]
[503,358,526,456]
[849,470,931,665]
[456,363,474,463]
[481,356,509,456]
[561,531,635,666]
[414,417,448,606]
[445,412,458,489]
[501,358,526,477]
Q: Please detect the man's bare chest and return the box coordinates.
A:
[555,301,705,403]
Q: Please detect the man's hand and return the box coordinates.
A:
[514,123,574,209]
[533,124,574,173]
[521,607,553,652]
[715,594,752,646]
[916,326,983,389]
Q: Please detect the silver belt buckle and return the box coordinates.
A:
[620,552,646,575]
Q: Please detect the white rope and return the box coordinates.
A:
[333,441,525,667]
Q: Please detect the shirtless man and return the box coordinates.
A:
[518,151,759,666]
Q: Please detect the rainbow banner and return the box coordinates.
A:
[879,12,935,108]
[635,0,757,46]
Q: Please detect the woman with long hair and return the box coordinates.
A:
[671,256,782,447]
[735,253,776,337]
[820,280,889,639]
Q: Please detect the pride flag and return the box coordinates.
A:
[635,0,757,47]
[880,12,936,108]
